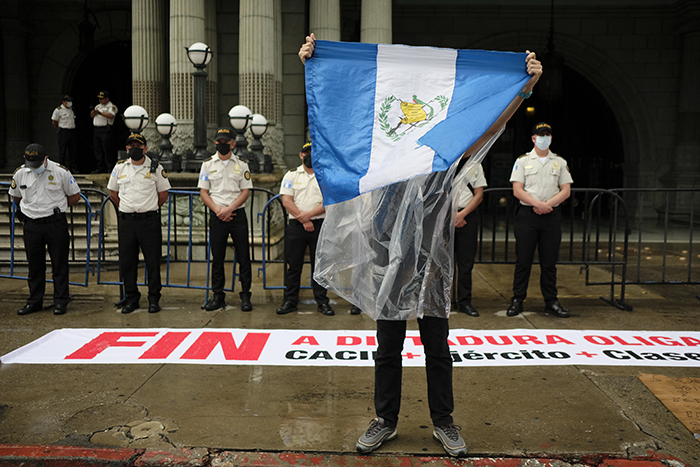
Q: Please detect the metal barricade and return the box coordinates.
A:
[476,187,632,310]
[1,182,99,287]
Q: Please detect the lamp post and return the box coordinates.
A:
[123,105,149,162]
[155,113,178,172]
[228,105,256,171]
[184,41,212,172]
[249,114,270,173]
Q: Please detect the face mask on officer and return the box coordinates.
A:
[216,142,231,155]
[65,102,72,109]
[128,147,145,161]
[29,162,47,175]
[302,154,312,169]
[535,135,552,151]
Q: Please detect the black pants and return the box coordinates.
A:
[454,211,478,306]
[118,212,163,306]
[375,317,454,429]
[209,210,251,297]
[512,206,562,304]
[283,219,328,306]
[23,215,70,306]
[57,128,78,171]
[93,126,114,172]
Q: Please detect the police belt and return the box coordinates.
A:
[26,211,66,224]
[119,210,158,220]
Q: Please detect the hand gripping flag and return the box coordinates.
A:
[307,40,530,320]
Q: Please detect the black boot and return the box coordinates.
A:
[240,292,253,312]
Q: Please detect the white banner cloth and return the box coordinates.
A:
[3,328,700,367]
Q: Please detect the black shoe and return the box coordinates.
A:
[276,301,297,315]
[17,303,42,316]
[203,295,226,311]
[544,301,570,318]
[458,303,479,317]
[240,292,253,312]
[318,303,335,316]
[350,305,362,315]
[54,304,67,315]
[506,298,523,317]
[148,303,161,314]
[121,303,139,314]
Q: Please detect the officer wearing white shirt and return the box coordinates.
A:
[452,162,487,317]
[9,144,81,316]
[276,142,334,316]
[198,127,253,312]
[51,95,78,173]
[90,91,118,173]
[507,122,573,318]
[108,133,171,314]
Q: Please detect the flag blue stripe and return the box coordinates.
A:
[306,41,378,205]
[421,49,530,171]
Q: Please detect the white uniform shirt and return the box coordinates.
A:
[510,149,573,205]
[107,156,171,213]
[9,160,81,219]
[453,163,487,210]
[198,154,253,207]
[51,104,76,129]
[93,101,117,127]
[279,165,325,220]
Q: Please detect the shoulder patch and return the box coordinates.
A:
[56,106,61,110]
[12,167,21,175]
[59,164,69,171]
[203,156,213,162]
[161,169,168,179]
[518,154,528,159]
[11,179,17,189]
[244,171,251,180]
[116,159,127,165]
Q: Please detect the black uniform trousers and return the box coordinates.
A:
[512,206,562,304]
[23,213,70,306]
[283,218,328,306]
[375,317,454,429]
[454,210,478,306]
[93,126,114,172]
[118,212,163,306]
[209,209,251,298]
[57,128,78,171]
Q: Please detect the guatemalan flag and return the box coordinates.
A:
[305,40,531,206]
[308,40,532,321]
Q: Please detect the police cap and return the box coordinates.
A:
[301,142,312,154]
[24,143,47,168]
[215,127,233,141]
[126,133,147,145]
[532,122,553,135]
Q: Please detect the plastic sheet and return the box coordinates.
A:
[314,128,504,321]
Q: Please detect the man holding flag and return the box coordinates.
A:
[299,34,542,457]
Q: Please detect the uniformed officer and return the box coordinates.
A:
[507,122,573,318]
[276,142,334,316]
[452,162,487,317]
[108,133,171,314]
[10,143,81,316]
[198,127,253,312]
[90,91,118,173]
[51,95,78,173]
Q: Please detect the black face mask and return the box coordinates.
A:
[128,147,144,161]
[216,143,231,155]
[303,154,312,168]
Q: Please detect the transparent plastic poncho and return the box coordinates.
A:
[314,128,503,321]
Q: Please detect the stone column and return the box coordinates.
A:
[361,0,391,44]
[205,0,218,133]
[132,0,167,146]
[672,1,700,215]
[310,0,340,41]
[169,0,206,156]
[1,18,30,169]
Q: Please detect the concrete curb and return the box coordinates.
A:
[0,445,690,467]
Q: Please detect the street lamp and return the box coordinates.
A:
[228,105,255,171]
[123,105,149,133]
[249,114,270,173]
[155,113,178,172]
[184,41,212,172]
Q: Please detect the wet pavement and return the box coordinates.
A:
[1,263,699,466]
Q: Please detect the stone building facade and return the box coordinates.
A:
[0,0,698,199]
